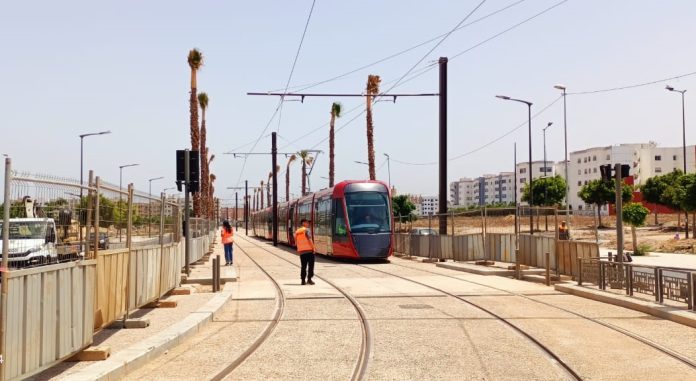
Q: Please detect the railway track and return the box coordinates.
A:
[221,235,372,381]
[377,259,696,371]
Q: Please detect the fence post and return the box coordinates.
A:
[654,268,661,303]
[93,176,101,259]
[554,209,559,241]
[428,214,432,260]
[0,157,12,380]
[515,248,521,280]
[85,170,94,255]
[692,272,696,311]
[450,211,455,260]
[626,264,632,296]
[545,252,550,286]
[158,193,166,299]
[599,262,605,290]
[577,258,583,286]
[124,184,134,323]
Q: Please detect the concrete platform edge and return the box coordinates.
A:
[554,283,696,329]
[66,284,235,381]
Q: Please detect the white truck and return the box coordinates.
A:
[0,218,59,266]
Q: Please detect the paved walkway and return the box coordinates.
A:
[600,247,696,269]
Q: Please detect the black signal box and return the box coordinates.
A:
[176,150,200,193]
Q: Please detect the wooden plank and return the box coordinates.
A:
[57,268,72,358]
[7,276,24,379]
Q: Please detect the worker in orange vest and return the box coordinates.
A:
[221,220,234,265]
[295,218,315,285]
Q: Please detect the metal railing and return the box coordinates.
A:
[578,258,696,311]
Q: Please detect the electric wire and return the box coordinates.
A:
[568,70,696,95]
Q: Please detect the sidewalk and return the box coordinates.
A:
[35,241,237,381]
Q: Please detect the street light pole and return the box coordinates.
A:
[554,84,570,231]
[543,122,553,206]
[79,130,111,250]
[666,85,688,238]
[496,95,534,234]
[148,176,164,237]
[383,153,391,192]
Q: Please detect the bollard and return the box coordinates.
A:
[212,257,218,292]
[515,248,521,280]
[216,254,222,292]
[545,252,550,286]
[577,258,583,286]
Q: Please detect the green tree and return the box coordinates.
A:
[641,172,674,224]
[392,195,416,222]
[521,175,567,206]
[622,202,649,253]
[578,179,632,227]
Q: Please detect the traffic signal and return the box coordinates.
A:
[600,165,612,182]
[176,150,200,193]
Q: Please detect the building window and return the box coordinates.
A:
[584,169,588,174]
[502,186,506,191]
[584,180,588,185]
[577,158,581,164]
[519,168,526,174]
[593,155,597,161]
[593,167,597,173]
[655,167,662,173]
[583,157,587,163]
[655,155,662,161]
[579,205,583,210]
[520,178,526,183]
[577,181,581,186]
[606,154,610,160]
[578,169,581,175]
[673,155,678,160]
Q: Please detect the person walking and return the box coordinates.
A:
[221,220,234,265]
[294,218,315,285]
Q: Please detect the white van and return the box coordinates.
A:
[0,218,58,266]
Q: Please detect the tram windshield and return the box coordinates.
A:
[345,191,391,233]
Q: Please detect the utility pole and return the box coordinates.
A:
[272,132,279,246]
[235,192,238,223]
[615,163,624,263]
[514,143,518,240]
[438,56,448,235]
[184,150,191,276]
[245,180,249,235]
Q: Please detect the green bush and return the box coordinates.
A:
[633,243,651,256]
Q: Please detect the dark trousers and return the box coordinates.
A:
[223,243,233,263]
[300,252,315,281]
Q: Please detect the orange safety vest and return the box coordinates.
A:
[221,228,234,244]
[294,226,314,253]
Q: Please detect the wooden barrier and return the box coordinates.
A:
[556,240,599,276]
[518,235,555,269]
[95,249,129,329]
[485,233,516,262]
[2,260,96,380]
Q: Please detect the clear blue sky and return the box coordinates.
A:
[2,0,695,202]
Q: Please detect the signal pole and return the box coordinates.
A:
[272,132,279,246]
[438,57,448,235]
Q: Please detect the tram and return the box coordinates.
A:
[251,180,393,259]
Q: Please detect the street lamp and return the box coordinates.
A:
[354,160,369,165]
[496,95,534,234]
[79,130,111,250]
[383,153,391,192]
[148,176,164,237]
[666,84,688,237]
[118,163,139,242]
[554,84,570,228]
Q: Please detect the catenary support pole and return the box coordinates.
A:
[615,163,624,263]
[272,132,279,246]
[245,180,249,235]
[438,57,448,235]
[184,150,191,276]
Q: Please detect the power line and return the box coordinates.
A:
[568,70,696,95]
[266,0,527,94]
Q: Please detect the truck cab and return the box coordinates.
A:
[0,218,58,267]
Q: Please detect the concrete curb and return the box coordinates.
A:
[436,262,545,277]
[66,285,234,381]
[555,283,696,329]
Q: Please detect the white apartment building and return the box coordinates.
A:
[568,143,696,212]
[515,160,554,204]
[418,196,439,216]
[450,172,515,208]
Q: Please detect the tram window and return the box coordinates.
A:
[333,199,348,242]
[345,191,391,233]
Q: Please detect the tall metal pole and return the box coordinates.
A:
[562,89,570,230]
[235,192,238,223]
[80,136,84,252]
[272,132,279,246]
[0,158,10,380]
[682,91,689,238]
[514,144,518,239]
[384,153,391,192]
[527,103,533,235]
[245,180,249,235]
[184,149,191,276]
[438,56,448,235]
[615,163,624,263]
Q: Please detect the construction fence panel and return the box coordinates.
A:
[95,248,129,330]
[485,233,516,262]
[452,234,485,262]
[2,260,96,380]
[518,234,555,269]
[557,240,600,276]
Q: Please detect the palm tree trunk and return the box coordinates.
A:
[267,179,271,207]
[329,111,336,187]
[200,111,208,218]
[260,183,264,209]
[366,95,376,180]
[189,84,200,216]
[286,166,291,202]
[302,161,307,196]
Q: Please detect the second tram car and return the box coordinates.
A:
[251,180,393,259]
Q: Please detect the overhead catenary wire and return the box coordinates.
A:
[568,70,696,95]
[265,0,527,94]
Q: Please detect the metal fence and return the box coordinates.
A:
[0,159,216,380]
[578,258,696,311]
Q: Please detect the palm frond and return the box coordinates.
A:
[188,48,204,70]
[198,92,209,110]
[331,102,343,118]
[367,74,381,95]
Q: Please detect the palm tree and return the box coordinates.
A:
[253,189,257,211]
[329,102,342,187]
[188,48,203,215]
[209,173,216,219]
[297,150,314,196]
[206,151,215,219]
[198,92,209,217]
[260,181,265,209]
[365,75,381,181]
[267,171,273,207]
[286,155,296,201]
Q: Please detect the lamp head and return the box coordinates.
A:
[495,95,511,100]
[547,122,553,127]
[553,84,566,91]
[666,85,674,91]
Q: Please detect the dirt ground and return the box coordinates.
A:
[397,212,696,254]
